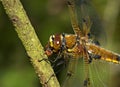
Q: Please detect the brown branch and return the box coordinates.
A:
[0,0,60,87]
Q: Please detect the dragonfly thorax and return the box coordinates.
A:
[45,32,100,58]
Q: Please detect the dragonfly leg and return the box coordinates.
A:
[38,57,50,64]
[53,58,66,74]
[42,73,56,86]
[27,55,50,64]
[52,52,63,63]
[54,64,66,74]
[50,54,69,74]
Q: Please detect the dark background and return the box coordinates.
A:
[0,0,120,87]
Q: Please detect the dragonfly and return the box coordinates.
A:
[45,0,120,87]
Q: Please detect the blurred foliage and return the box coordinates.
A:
[0,0,120,87]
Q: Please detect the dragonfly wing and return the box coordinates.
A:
[87,43,120,87]
[83,47,91,87]
[89,58,120,87]
[89,59,111,87]
[67,0,82,36]
[62,57,88,87]
[74,0,106,44]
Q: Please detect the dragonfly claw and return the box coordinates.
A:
[38,58,50,64]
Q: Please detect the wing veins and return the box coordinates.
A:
[67,0,82,36]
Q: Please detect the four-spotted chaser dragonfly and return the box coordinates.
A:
[45,0,120,87]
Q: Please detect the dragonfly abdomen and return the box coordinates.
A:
[87,43,120,63]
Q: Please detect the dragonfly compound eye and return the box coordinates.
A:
[49,35,55,47]
[49,34,61,52]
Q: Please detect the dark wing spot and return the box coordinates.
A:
[89,53,101,60]
[116,56,120,62]
[93,54,101,59]
[67,1,72,5]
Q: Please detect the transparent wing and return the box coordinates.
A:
[63,0,120,87]
[74,0,106,44]
[66,0,82,36]
[89,59,120,87]
[65,0,120,86]
[89,60,111,87]
[62,57,88,87]
[61,54,120,87]
[87,43,120,87]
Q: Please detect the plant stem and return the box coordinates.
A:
[0,0,60,87]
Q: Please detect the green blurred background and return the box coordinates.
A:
[0,0,120,87]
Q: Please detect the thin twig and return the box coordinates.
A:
[0,0,60,87]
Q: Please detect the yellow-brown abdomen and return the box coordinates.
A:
[87,43,120,63]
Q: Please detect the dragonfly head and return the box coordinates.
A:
[45,34,61,56]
